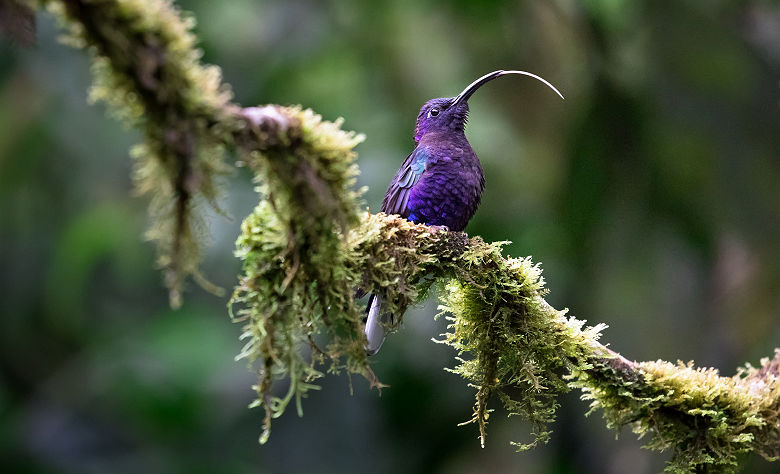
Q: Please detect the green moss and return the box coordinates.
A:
[230,107,366,443]
[232,206,607,448]
[233,201,780,470]
[49,0,235,305]
[435,247,605,450]
[572,351,780,472]
[42,2,780,469]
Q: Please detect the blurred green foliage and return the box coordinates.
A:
[1,0,779,473]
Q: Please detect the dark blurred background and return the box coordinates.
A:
[2,1,779,473]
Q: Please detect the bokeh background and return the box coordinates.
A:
[2,1,780,473]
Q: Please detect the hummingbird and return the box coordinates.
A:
[364,70,564,355]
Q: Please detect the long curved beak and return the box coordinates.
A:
[450,70,565,107]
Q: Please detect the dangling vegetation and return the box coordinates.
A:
[39,1,780,471]
[48,0,236,307]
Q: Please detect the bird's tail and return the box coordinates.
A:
[364,293,393,355]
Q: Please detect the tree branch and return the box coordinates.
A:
[360,215,780,470]
[49,0,324,306]
[40,1,780,471]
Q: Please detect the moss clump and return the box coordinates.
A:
[230,107,365,444]
[351,215,607,450]
[233,206,780,470]
[234,208,607,448]
[49,0,236,306]
[572,351,780,472]
[435,250,606,450]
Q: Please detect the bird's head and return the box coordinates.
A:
[413,70,564,143]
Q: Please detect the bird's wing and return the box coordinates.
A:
[381,147,429,216]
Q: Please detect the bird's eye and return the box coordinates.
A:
[428,108,439,118]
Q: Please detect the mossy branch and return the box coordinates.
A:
[46,0,363,307]
[361,217,779,472]
[232,208,780,472]
[48,0,239,306]
[38,1,780,472]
